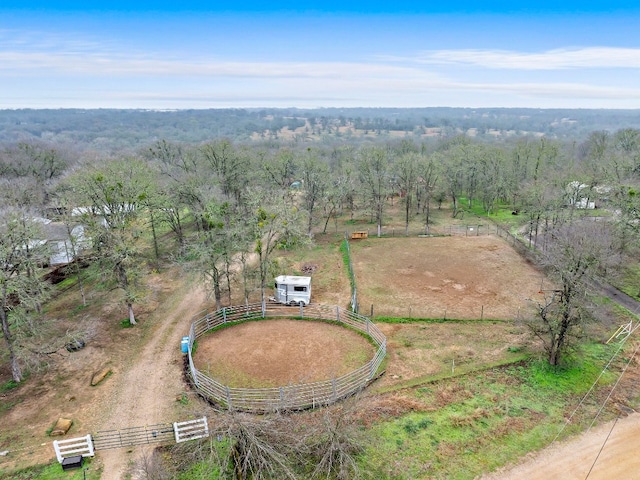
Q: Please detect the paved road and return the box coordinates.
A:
[593,279,640,315]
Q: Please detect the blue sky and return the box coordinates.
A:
[2,2,640,109]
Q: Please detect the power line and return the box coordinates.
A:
[587,339,640,432]
[584,415,620,480]
[551,333,629,444]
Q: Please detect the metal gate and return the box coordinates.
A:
[174,417,209,443]
[53,434,95,463]
[53,417,212,463]
[92,422,175,450]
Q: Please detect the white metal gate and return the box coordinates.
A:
[174,417,209,443]
[52,434,94,463]
[52,416,210,463]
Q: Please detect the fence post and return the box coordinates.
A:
[336,306,340,322]
[172,421,179,443]
[191,360,200,388]
[226,386,232,410]
[222,307,227,323]
[332,378,337,401]
[300,302,304,317]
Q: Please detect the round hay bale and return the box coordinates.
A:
[50,417,73,436]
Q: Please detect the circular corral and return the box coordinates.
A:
[185,304,386,412]
[194,319,374,388]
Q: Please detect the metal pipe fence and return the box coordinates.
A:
[186,303,386,413]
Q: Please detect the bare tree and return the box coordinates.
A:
[170,412,302,480]
[527,221,619,366]
[300,150,328,236]
[416,154,439,235]
[200,139,250,206]
[358,146,390,237]
[307,402,364,480]
[396,152,419,236]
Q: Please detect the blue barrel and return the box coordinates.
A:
[181,336,190,354]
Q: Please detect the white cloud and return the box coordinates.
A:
[386,47,640,70]
[2,28,640,108]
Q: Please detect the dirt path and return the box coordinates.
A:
[95,280,206,479]
[480,413,640,479]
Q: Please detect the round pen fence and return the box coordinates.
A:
[186,303,386,412]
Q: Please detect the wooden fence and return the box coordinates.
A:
[186,303,386,413]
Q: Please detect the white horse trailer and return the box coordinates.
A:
[273,275,311,306]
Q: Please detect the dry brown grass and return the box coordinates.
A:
[351,235,543,320]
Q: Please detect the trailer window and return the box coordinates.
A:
[294,286,307,292]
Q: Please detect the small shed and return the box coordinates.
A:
[273,275,311,306]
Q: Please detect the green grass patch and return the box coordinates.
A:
[0,458,100,479]
[119,318,135,328]
[618,263,640,301]
[363,347,620,479]
[525,343,618,395]
[375,316,509,324]
[0,379,20,393]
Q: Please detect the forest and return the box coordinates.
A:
[2,108,640,478]
[0,109,640,381]
[3,107,640,151]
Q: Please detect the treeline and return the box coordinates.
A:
[3,108,640,151]
[2,127,640,381]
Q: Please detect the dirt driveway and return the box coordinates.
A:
[481,412,640,479]
[93,279,207,478]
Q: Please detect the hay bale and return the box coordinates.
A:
[91,367,112,386]
[50,417,73,436]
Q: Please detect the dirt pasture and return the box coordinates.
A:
[193,319,375,388]
[351,235,543,320]
[373,321,528,390]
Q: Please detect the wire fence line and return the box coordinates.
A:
[493,224,540,263]
[186,303,386,413]
[345,223,491,239]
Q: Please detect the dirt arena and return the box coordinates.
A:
[193,319,375,388]
[351,235,544,320]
